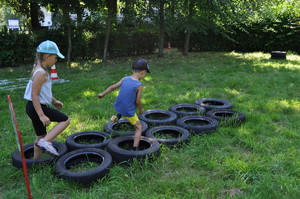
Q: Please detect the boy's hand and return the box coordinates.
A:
[139,109,144,114]
[98,93,105,98]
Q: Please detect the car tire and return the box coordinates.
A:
[55,148,112,186]
[104,118,148,137]
[195,98,232,111]
[169,104,206,117]
[12,141,68,169]
[138,109,178,126]
[176,115,218,135]
[107,136,160,163]
[145,126,190,146]
[206,109,246,125]
[65,131,112,151]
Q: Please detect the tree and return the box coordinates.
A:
[158,0,165,57]
[103,0,117,61]
[44,0,102,64]
[4,0,43,31]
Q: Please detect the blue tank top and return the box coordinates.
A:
[114,76,142,117]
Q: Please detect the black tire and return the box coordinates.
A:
[195,98,232,111]
[271,51,286,59]
[169,104,206,117]
[12,141,68,169]
[55,148,112,185]
[104,118,148,137]
[206,109,246,125]
[145,126,190,146]
[176,116,218,135]
[107,136,160,163]
[66,131,112,151]
[138,109,178,126]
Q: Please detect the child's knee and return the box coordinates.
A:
[63,118,71,126]
[134,121,142,130]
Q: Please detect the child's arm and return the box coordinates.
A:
[52,97,63,109]
[31,71,50,126]
[136,85,144,114]
[98,78,123,98]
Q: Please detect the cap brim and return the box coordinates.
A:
[146,65,150,73]
[57,52,65,59]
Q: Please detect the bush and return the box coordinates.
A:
[87,30,157,59]
[0,27,34,67]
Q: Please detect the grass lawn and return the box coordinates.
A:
[0,51,299,199]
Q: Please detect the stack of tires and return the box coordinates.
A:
[11,98,246,186]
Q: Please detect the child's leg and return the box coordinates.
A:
[34,135,45,159]
[122,114,141,149]
[43,119,70,142]
[42,106,70,142]
[133,121,142,147]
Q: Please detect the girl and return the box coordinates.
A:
[24,40,70,158]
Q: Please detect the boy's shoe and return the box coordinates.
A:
[36,139,59,156]
[111,115,119,123]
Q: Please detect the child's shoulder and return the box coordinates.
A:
[32,68,47,79]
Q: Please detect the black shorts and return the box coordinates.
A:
[26,101,69,136]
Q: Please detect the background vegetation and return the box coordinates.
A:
[0,51,299,198]
[0,0,299,67]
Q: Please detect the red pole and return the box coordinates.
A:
[7,96,32,199]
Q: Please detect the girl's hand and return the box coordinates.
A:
[39,115,50,126]
[53,100,63,109]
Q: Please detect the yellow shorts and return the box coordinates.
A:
[123,114,139,125]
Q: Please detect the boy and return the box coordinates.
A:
[98,59,150,150]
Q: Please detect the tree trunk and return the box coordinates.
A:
[183,31,190,56]
[29,1,41,31]
[158,0,165,58]
[67,22,72,64]
[103,16,111,62]
[103,0,117,61]
[182,1,195,56]
[62,8,72,65]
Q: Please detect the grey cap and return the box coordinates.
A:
[132,59,150,73]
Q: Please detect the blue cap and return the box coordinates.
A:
[37,40,65,59]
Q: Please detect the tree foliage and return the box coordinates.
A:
[0,0,299,66]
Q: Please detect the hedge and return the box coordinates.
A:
[0,28,157,67]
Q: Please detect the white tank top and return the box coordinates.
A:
[24,68,52,106]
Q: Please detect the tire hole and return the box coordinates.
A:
[74,135,106,145]
[145,113,170,120]
[66,154,104,172]
[185,119,210,126]
[215,113,235,117]
[118,140,151,150]
[176,107,199,112]
[113,123,135,131]
[203,101,224,106]
[153,130,182,139]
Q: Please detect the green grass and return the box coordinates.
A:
[69,161,101,173]
[0,51,299,198]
